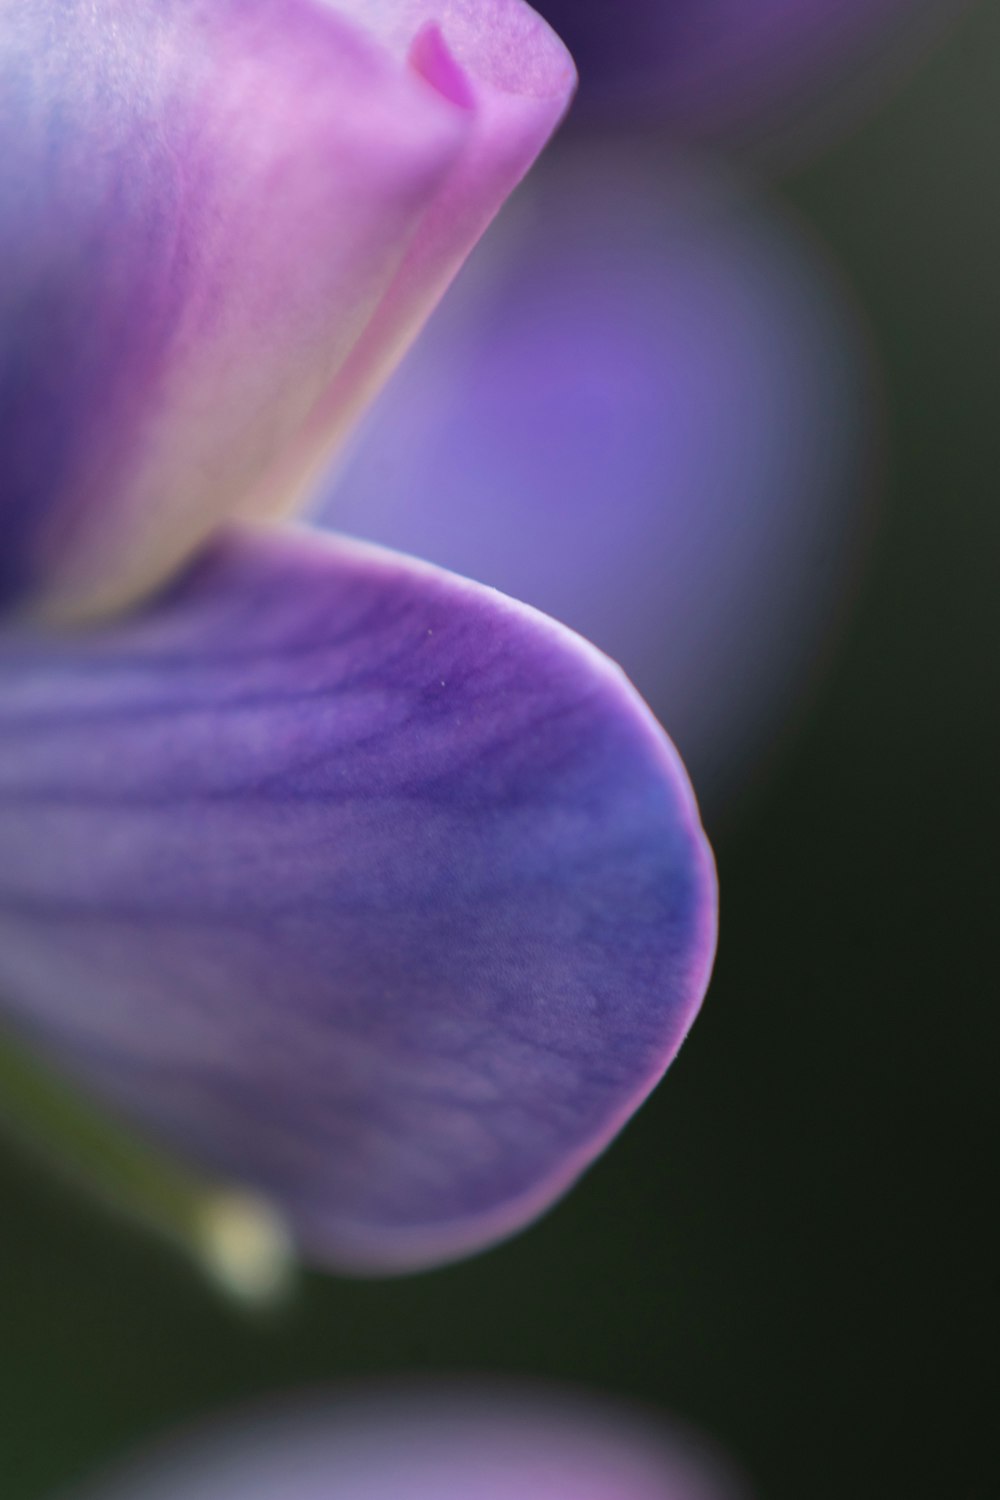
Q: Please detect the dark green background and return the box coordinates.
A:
[2,5,997,1497]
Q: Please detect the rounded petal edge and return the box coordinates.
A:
[0,522,715,1273]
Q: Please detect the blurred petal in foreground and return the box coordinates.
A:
[0,0,574,621]
[325,145,878,807]
[0,526,715,1273]
[76,1386,750,1500]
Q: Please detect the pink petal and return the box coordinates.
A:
[0,0,574,621]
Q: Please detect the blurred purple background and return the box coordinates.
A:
[322,143,879,809]
[534,0,970,155]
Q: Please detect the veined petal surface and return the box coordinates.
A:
[0,526,715,1272]
[0,0,573,622]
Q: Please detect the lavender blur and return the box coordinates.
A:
[74,1386,751,1500]
[327,146,875,804]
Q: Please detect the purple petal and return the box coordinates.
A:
[0,0,573,622]
[535,0,965,143]
[323,147,877,808]
[0,525,715,1272]
[77,1387,750,1500]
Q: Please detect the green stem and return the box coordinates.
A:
[0,1030,294,1305]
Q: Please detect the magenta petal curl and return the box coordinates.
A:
[0,0,573,621]
[0,525,715,1272]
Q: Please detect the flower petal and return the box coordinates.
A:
[0,0,573,622]
[279,0,579,491]
[78,1387,749,1500]
[0,524,715,1273]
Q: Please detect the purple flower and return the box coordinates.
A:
[74,1386,750,1500]
[0,0,716,1273]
